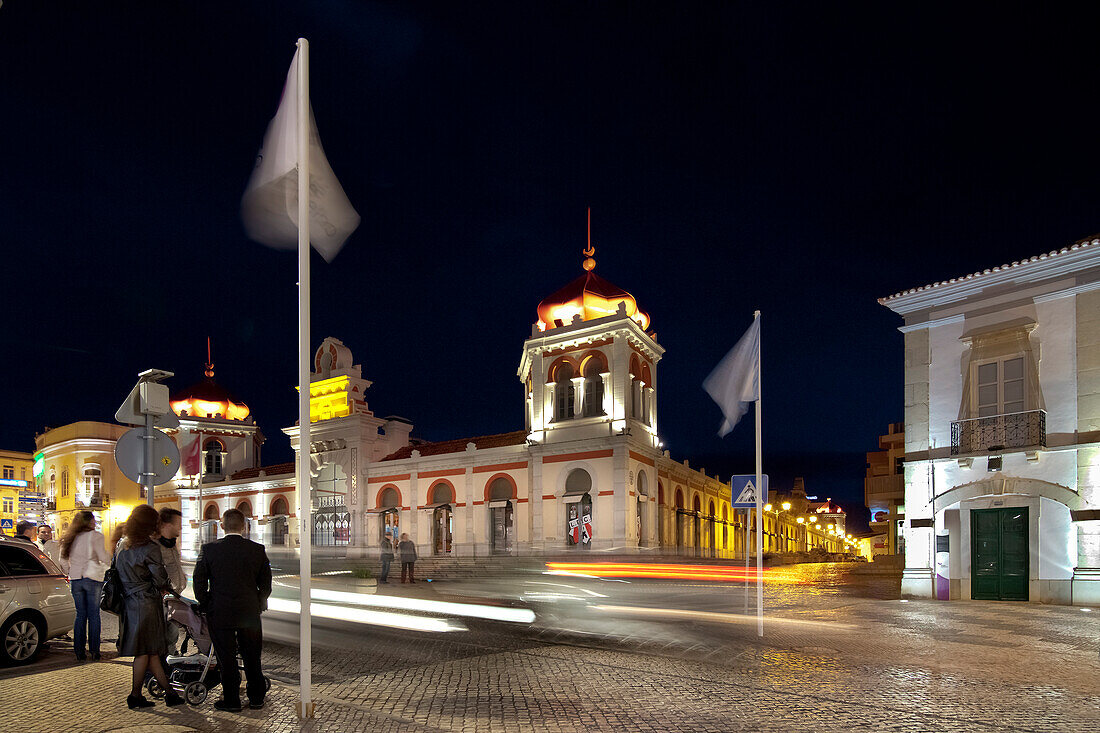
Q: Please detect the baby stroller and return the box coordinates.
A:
[146,596,270,706]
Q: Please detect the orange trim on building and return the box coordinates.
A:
[629,450,655,467]
[419,468,462,479]
[542,494,556,500]
[368,474,410,484]
[517,497,529,503]
[473,461,528,474]
[543,449,613,464]
[597,490,614,496]
[454,502,467,508]
[425,478,456,504]
[629,491,635,497]
[473,500,485,506]
[483,472,518,501]
[375,484,403,509]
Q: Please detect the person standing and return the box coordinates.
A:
[379,534,394,584]
[14,521,36,544]
[36,525,61,565]
[398,532,417,584]
[157,508,186,655]
[60,511,109,661]
[192,509,272,713]
[115,504,182,709]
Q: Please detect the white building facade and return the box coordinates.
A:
[157,251,845,561]
[881,236,1100,605]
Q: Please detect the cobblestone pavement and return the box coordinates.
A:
[2,565,1097,732]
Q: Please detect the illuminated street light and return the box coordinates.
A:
[781,502,791,511]
[796,517,805,524]
[764,503,773,512]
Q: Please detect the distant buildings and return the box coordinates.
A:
[880,235,1100,605]
[864,422,905,556]
[0,449,33,534]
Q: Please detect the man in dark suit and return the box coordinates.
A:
[193,508,272,712]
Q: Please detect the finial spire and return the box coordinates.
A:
[204,336,215,378]
[582,206,596,271]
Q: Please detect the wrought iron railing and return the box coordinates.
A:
[865,474,904,497]
[950,409,1046,456]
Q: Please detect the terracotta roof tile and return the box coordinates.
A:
[379,430,529,462]
[229,461,295,480]
[879,234,1099,303]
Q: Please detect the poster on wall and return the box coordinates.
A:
[567,495,593,548]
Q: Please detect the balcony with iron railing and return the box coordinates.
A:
[950,409,1046,456]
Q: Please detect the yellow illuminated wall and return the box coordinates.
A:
[34,422,144,548]
[298,376,354,423]
[1,449,34,533]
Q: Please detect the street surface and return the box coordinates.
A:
[1,562,1097,732]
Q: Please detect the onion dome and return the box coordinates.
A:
[170,342,250,420]
[536,210,650,331]
[170,379,251,421]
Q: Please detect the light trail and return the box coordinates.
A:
[271,583,536,624]
[592,605,859,630]
[545,562,807,583]
[266,597,467,633]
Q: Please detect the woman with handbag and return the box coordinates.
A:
[114,504,182,709]
[59,511,110,661]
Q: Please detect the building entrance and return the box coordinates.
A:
[971,507,1028,601]
[490,502,513,554]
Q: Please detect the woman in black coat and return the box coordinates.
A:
[116,504,182,709]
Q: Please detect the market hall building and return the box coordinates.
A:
[160,251,845,561]
[880,235,1100,605]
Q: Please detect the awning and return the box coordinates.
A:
[367,506,400,514]
[419,503,451,510]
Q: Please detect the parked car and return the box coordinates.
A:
[0,535,76,664]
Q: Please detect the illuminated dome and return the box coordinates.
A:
[170,343,250,420]
[171,379,251,421]
[536,213,650,331]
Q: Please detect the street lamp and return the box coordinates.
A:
[781,502,791,512]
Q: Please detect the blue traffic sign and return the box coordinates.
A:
[730,474,768,508]
[0,518,13,530]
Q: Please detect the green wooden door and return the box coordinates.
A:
[971,507,1029,601]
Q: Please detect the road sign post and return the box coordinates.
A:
[115,369,179,506]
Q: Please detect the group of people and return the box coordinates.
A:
[379,532,418,583]
[14,506,271,714]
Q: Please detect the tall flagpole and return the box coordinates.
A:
[295,37,315,720]
[754,310,763,637]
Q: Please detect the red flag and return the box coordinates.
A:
[181,434,201,475]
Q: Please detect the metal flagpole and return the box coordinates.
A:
[754,310,763,638]
[743,507,749,615]
[295,36,315,720]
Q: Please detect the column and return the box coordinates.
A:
[644,386,655,426]
[571,376,585,417]
[600,371,612,417]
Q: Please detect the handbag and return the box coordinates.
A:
[99,556,125,615]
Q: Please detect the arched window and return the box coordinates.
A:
[640,363,653,425]
[83,467,101,496]
[49,471,56,501]
[564,469,592,496]
[675,488,684,510]
[204,439,225,476]
[488,476,514,501]
[552,362,576,421]
[581,352,607,417]
[378,487,400,509]
[430,482,453,505]
[237,500,253,517]
[61,468,69,497]
[204,503,220,520]
[270,496,289,516]
[629,355,641,418]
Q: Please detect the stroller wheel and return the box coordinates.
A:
[146,677,166,699]
[184,681,208,706]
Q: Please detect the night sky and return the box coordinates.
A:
[3,3,1099,530]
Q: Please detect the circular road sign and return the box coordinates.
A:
[114,427,181,486]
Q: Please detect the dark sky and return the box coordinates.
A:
[3,2,1099,529]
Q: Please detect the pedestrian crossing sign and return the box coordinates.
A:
[730,474,768,508]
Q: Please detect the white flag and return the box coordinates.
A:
[241,47,360,263]
[703,317,760,437]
